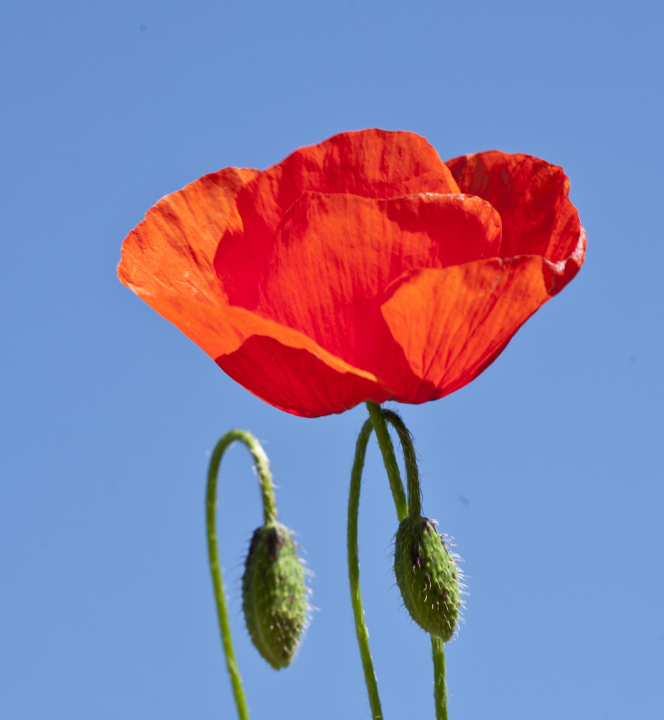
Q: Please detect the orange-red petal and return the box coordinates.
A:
[117,166,395,416]
[380,230,585,404]
[215,129,461,308]
[118,166,259,310]
[118,134,586,418]
[255,191,501,379]
[217,333,391,417]
[445,151,585,273]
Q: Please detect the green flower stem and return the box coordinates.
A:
[350,404,449,720]
[206,430,278,720]
[365,401,408,522]
[381,412,450,720]
[431,636,448,720]
[347,405,419,719]
[348,417,384,720]
[380,410,422,519]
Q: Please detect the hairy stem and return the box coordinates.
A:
[381,409,422,519]
[349,404,449,720]
[206,429,278,720]
[348,418,384,720]
[431,636,448,720]
[365,401,408,522]
[347,404,422,718]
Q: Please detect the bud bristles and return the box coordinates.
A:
[394,516,461,641]
[242,523,308,669]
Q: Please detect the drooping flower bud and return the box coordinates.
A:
[242,522,308,669]
[394,516,461,641]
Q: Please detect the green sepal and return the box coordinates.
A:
[242,522,307,669]
[394,515,460,642]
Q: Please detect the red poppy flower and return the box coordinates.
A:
[119,129,585,418]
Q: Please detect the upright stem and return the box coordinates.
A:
[348,418,384,720]
[431,636,448,720]
[206,429,278,720]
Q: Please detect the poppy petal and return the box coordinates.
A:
[123,279,391,416]
[256,191,502,373]
[445,151,583,266]
[380,228,586,403]
[117,163,394,417]
[119,133,586,418]
[215,129,461,308]
[217,334,392,417]
[211,307,392,417]
[118,166,259,307]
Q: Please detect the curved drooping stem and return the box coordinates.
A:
[206,430,279,720]
[348,403,449,720]
[365,402,408,522]
[378,408,422,519]
[347,404,423,718]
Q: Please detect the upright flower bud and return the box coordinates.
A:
[242,522,308,669]
[394,516,461,641]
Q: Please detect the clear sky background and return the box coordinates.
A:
[1,1,663,719]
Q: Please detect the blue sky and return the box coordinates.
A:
[1,1,662,718]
